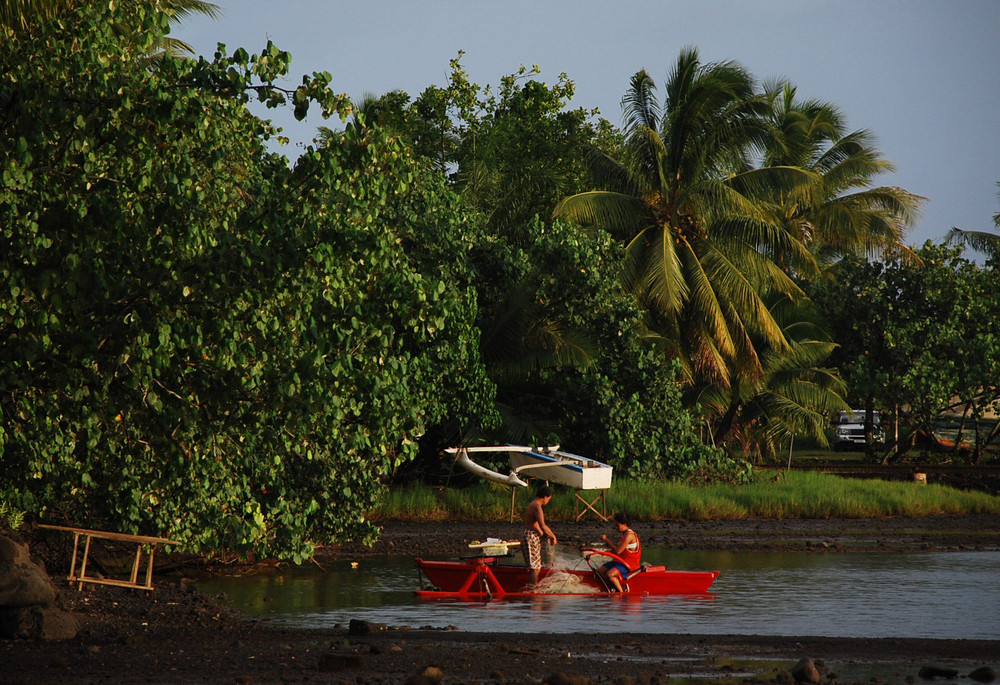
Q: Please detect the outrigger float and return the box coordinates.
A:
[415,540,719,599]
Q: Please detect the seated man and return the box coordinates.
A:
[595,511,640,592]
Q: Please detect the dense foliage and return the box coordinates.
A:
[348,58,729,480]
[1,5,493,559]
[4,3,993,562]
[809,244,1000,462]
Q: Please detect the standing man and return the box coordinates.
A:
[522,485,557,589]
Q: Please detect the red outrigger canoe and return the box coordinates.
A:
[415,547,719,599]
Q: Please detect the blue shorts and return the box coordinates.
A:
[601,560,630,578]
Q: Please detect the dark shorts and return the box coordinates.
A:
[601,560,630,578]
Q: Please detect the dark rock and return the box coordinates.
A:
[348,618,386,635]
[0,535,79,640]
[793,658,822,684]
[544,673,591,685]
[969,667,997,683]
[0,604,80,640]
[0,536,59,608]
[317,653,363,672]
[919,666,960,680]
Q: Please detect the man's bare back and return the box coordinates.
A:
[523,490,556,545]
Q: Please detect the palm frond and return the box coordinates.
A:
[726,165,819,204]
[947,228,1000,258]
[160,0,221,22]
[554,191,650,239]
[700,242,795,354]
[624,221,686,316]
[621,69,661,135]
[582,146,641,196]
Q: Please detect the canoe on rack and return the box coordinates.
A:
[446,445,613,490]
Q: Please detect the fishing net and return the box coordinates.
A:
[549,546,590,569]
[534,571,599,594]
[532,547,602,593]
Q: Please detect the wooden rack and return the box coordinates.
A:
[38,524,179,591]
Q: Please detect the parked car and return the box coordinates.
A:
[831,409,884,450]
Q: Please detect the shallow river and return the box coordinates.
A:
[197,549,1000,640]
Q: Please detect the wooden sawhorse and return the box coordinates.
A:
[574,489,608,521]
[38,524,180,591]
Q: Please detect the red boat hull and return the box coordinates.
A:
[415,557,719,598]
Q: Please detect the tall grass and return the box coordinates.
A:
[372,471,1000,521]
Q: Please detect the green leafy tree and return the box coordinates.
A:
[335,56,617,247]
[1,3,493,559]
[1,0,221,57]
[809,244,1000,462]
[320,56,744,483]
[449,66,616,246]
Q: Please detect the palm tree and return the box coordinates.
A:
[690,293,848,451]
[554,48,815,388]
[760,82,923,270]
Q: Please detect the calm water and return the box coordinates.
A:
[197,549,1000,640]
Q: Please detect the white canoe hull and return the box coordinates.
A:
[509,449,612,490]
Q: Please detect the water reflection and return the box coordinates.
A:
[197,550,1000,640]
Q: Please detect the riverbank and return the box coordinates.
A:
[324,512,1000,561]
[4,515,1000,684]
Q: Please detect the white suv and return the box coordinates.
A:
[831,409,883,450]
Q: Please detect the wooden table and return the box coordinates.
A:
[37,524,180,591]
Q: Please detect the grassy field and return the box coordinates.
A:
[372,470,1000,522]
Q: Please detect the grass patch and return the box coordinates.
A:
[372,471,1000,521]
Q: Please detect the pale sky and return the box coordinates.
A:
[172,0,1000,251]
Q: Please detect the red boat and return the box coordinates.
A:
[415,547,719,598]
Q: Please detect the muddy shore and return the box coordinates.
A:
[4,515,1000,685]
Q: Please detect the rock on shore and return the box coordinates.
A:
[0,535,79,640]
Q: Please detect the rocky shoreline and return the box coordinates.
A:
[2,515,999,684]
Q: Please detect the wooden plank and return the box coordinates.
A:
[38,524,179,546]
[39,524,179,592]
[71,576,154,591]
